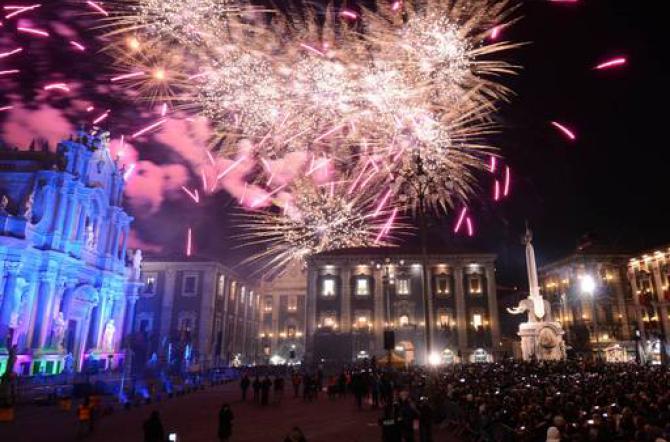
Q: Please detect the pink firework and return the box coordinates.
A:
[453,207,468,233]
[594,57,627,70]
[550,121,577,141]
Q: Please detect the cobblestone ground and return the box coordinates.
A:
[0,382,454,442]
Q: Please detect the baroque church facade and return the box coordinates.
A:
[0,129,142,376]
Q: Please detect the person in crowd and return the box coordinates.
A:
[77,397,94,438]
[380,401,402,442]
[143,410,164,442]
[218,403,234,442]
[274,376,285,405]
[398,390,418,442]
[261,376,272,406]
[240,374,250,401]
[252,376,261,403]
[292,372,302,398]
[417,397,432,442]
[283,426,307,442]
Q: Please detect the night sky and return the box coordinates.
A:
[0,0,666,285]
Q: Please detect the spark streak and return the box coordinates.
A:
[186,227,193,257]
[111,71,145,82]
[69,41,86,51]
[216,156,246,180]
[4,4,41,19]
[86,1,109,16]
[0,70,20,76]
[181,187,200,203]
[44,83,70,92]
[550,121,577,141]
[454,207,467,233]
[16,27,49,37]
[0,48,22,59]
[594,57,626,70]
[92,109,110,124]
[131,118,167,138]
[503,166,511,197]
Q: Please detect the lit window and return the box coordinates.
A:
[322,316,336,328]
[263,346,271,356]
[436,277,450,296]
[144,276,155,294]
[469,276,482,295]
[183,274,197,296]
[249,290,254,306]
[472,313,483,328]
[287,325,296,338]
[356,278,370,296]
[438,310,452,328]
[288,296,298,312]
[322,279,336,297]
[397,278,410,295]
[264,296,273,312]
[241,287,246,305]
[399,315,410,327]
[217,274,225,297]
[230,281,236,302]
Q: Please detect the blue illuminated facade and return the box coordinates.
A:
[0,129,142,376]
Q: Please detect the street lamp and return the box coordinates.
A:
[580,274,600,361]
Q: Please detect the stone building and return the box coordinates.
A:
[627,246,670,364]
[538,250,637,362]
[0,129,142,376]
[257,260,307,364]
[135,257,261,367]
[305,248,501,367]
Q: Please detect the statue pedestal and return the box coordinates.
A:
[517,321,566,361]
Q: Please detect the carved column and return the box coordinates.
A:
[305,266,319,364]
[627,268,647,339]
[119,225,129,261]
[160,269,177,338]
[454,265,468,353]
[34,273,57,349]
[0,262,22,341]
[52,189,68,243]
[373,267,384,353]
[125,291,140,337]
[485,264,501,357]
[75,204,87,243]
[340,266,351,333]
[61,196,76,248]
[612,269,631,340]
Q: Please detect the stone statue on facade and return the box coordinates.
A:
[102,319,116,353]
[52,312,66,351]
[85,224,96,249]
[508,226,566,361]
[23,189,34,223]
[0,194,9,214]
[132,249,143,281]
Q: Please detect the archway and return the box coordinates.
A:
[61,285,99,370]
[396,340,415,365]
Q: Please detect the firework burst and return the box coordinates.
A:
[238,178,405,274]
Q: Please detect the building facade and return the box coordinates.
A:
[135,258,260,368]
[627,246,670,364]
[538,252,638,362]
[306,248,501,367]
[257,260,307,364]
[0,129,142,376]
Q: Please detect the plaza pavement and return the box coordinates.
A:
[0,382,456,442]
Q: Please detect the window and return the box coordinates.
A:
[354,314,370,329]
[288,296,298,312]
[319,313,337,328]
[436,276,450,296]
[397,278,410,295]
[144,275,156,294]
[230,281,237,302]
[437,310,452,328]
[287,325,296,338]
[263,346,271,356]
[398,315,410,327]
[183,274,198,296]
[249,290,254,306]
[217,274,225,297]
[264,296,273,312]
[241,287,246,305]
[322,278,336,297]
[469,276,482,295]
[472,313,483,329]
[355,278,370,296]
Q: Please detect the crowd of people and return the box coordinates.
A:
[137,359,670,442]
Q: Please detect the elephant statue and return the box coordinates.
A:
[507,297,553,323]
